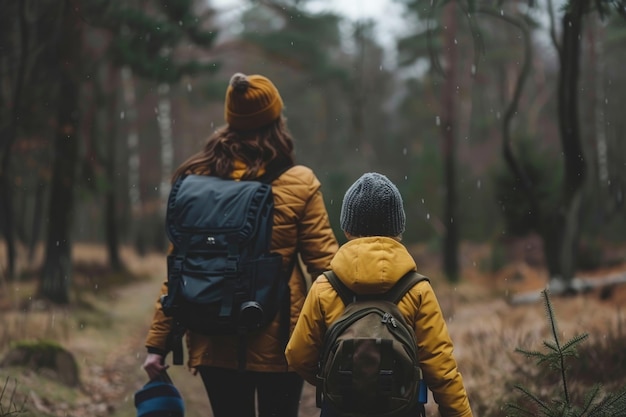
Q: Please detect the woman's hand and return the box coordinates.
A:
[142,353,169,380]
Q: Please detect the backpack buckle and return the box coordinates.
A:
[378,370,394,393]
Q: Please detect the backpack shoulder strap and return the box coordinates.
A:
[323,270,429,306]
[322,271,355,306]
[257,164,294,184]
[383,271,430,304]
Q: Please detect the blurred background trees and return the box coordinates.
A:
[1,0,625,303]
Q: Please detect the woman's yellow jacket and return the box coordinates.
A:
[285,236,473,417]
[145,165,338,372]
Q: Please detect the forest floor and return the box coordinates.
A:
[1,241,626,417]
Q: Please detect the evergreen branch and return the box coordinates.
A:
[579,384,602,415]
[515,347,546,359]
[588,386,626,416]
[543,340,560,353]
[560,333,590,351]
[514,383,553,414]
[505,402,537,417]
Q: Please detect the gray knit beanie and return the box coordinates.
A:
[340,172,406,237]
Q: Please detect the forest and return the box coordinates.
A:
[1,0,626,416]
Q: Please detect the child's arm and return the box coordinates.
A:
[285,279,327,385]
[406,281,473,417]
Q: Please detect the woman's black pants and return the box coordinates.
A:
[198,366,304,417]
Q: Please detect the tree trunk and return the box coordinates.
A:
[0,0,30,280]
[350,22,370,169]
[105,64,123,271]
[0,170,16,280]
[120,65,142,251]
[588,22,612,218]
[550,0,588,289]
[40,0,82,304]
[28,182,46,262]
[441,3,459,282]
[157,83,174,251]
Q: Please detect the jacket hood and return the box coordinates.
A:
[330,236,417,294]
[230,159,266,180]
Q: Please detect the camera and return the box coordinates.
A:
[239,301,265,330]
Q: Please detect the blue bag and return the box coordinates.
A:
[134,371,184,417]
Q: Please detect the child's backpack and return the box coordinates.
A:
[316,270,429,417]
[161,168,291,368]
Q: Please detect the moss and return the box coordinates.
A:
[10,340,64,357]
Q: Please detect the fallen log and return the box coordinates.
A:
[508,271,626,305]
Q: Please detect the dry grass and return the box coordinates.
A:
[0,241,625,416]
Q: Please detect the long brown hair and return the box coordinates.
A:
[172,116,295,182]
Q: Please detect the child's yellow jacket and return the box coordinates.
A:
[285,236,473,417]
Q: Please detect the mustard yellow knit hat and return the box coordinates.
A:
[224,73,284,130]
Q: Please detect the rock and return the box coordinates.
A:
[0,341,80,387]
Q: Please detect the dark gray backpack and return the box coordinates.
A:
[161,168,291,367]
[316,270,429,417]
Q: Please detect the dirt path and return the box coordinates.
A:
[90,252,320,417]
[104,277,214,417]
[88,253,214,417]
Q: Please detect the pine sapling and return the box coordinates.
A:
[506,289,626,416]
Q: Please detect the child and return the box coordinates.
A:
[285,172,473,417]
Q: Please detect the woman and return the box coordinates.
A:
[143,72,339,417]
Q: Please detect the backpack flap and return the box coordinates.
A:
[166,175,274,254]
